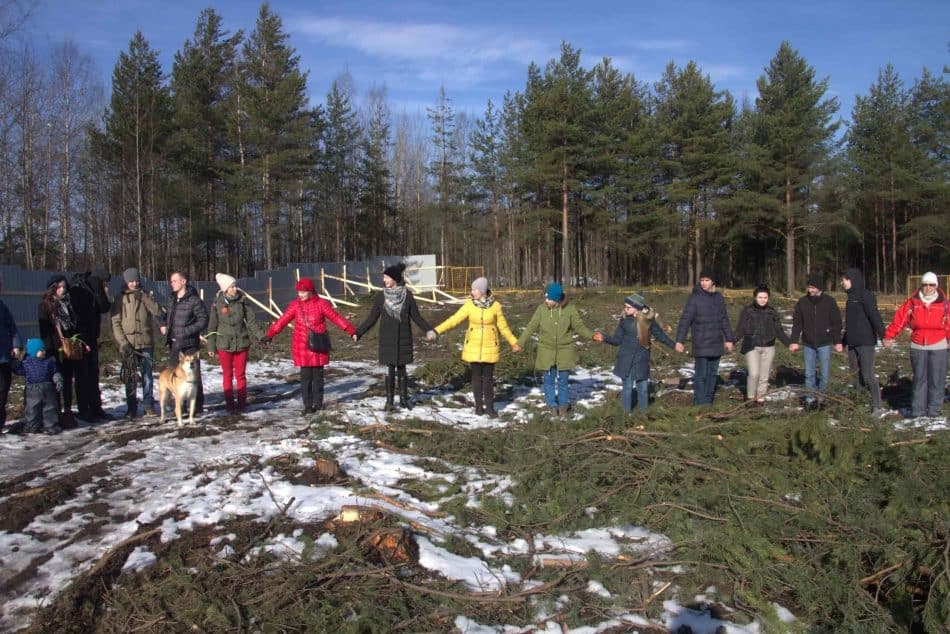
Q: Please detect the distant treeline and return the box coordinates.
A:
[0,4,946,293]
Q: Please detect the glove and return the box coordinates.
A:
[120,343,133,356]
[426,330,437,342]
[259,336,272,347]
[54,373,64,393]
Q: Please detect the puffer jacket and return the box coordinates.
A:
[207,290,263,353]
[266,295,355,367]
[0,299,22,363]
[675,287,735,357]
[734,303,791,353]
[111,289,164,350]
[356,289,432,366]
[517,299,596,371]
[884,288,950,346]
[165,285,209,353]
[842,268,885,347]
[435,297,517,364]
[603,312,675,381]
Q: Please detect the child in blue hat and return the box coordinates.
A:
[11,338,63,434]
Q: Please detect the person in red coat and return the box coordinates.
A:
[264,278,356,414]
[883,272,949,418]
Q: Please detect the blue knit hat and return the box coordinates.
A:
[545,282,564,302]
[26,338,44,357]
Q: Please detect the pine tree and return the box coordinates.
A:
[99,31,171,275]
[239,2,309,269]
[321,75,361,261]
[168,8,242,277]
[654,61,735,286]
[357,86,394,258]
[427,85,463,268]
[752,41,839,293]
[469,99,503,275]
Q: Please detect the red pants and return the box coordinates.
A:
[217,349,248,408]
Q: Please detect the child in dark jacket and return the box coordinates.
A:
[603,293,676,412]
[12,338,63,434]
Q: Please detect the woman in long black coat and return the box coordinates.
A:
[354,263,436,411]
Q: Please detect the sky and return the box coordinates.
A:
[22,0,950,124]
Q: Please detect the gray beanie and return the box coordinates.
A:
[471,277,489,294]
[123,268,140,284]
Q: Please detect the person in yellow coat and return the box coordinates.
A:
[434,277,521,417]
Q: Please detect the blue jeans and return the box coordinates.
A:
[621,370,650,412]
[543,367,570,407]
[692,356,721,405]
[125,348,155,409]
[802,344,831,400]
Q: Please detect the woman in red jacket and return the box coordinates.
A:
[264,278,356,414]
[883,272,949,418]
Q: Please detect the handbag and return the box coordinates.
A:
[55,323,84,361]
[301,310,331,353]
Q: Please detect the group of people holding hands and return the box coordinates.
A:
[0,264,946,435]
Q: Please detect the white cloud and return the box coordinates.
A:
[631,38,690,52]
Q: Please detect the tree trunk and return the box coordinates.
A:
[561,159,570,284]
[785,178,795,294]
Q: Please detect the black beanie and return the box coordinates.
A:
[806,273,824,290]
[383,262,406,285]
[46,274,67,291]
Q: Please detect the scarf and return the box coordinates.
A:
[52,293,76,333]
[473,295,495,309]
[919,289,938,306]
[383,286,407,319]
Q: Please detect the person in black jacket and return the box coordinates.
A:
[69,267,115,421]
[675,270,735,406]
[354,263,436,412]
[841,268,886,414]
[789,273,843,408]
[161,271,209,414]
[734,285,791,403]
[38,274,82,426]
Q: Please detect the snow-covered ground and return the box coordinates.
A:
[0,355,803,632]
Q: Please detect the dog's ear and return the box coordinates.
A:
[179,351,186,360]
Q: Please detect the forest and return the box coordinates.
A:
[0,2,947,293]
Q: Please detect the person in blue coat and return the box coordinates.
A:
[0,278,23,432]
[675,271,735,405]
[603,293,676,412]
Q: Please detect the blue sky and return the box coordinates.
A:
[25,0,949,123]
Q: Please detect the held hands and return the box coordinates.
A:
[352,334,359,342]
[883,339,894,349]
[54,374,64,393]
[160,326,167,336]
[592,332,604,343]
[724,341,734,353]
[426,330,437,342]
[789,343,800,352]
[512,343,522,353]
[259,336,272,348]
[674,342,685,354]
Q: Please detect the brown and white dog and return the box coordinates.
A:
[158,351,199,427]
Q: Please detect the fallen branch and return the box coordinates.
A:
[86,528,162,578]
[644,502,726,522]
[358,492,447,518]
[859,562,905,586]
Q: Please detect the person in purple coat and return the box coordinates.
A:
[675,271,735,406]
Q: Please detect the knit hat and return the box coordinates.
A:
[383,262,406,285]
[92,266,111,282]
[123,268,140,284]
[545,282,564,302]
[698,269,718,285]
[295,278,316,293]
[215,273,237,293]
[624,292,646,309]
[26,338,44,357]
[921,272,938,286]
[46,274,67,291]
[805,273,824,290]
[471,277,489,294]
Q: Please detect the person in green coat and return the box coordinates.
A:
[517,282,603,415]
[207,274,266,413]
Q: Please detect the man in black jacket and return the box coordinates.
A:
[70,267,115,421]
[789,273,843,409]
[841,268,886,415]
[674,270,735,406]
[161,271,208,413]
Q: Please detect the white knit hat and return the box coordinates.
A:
[215,273,237,292]
[921,272,939,286]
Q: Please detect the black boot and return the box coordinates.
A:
[384,374,395,412]
[483,377,496,418]
[312,367,325,411]
[397,367,412,410]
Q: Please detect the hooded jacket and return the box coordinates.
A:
[69,271,112,346]
[603,311,675,381]
[111,288,164,350]
[516,298,596,371]
[356,289,432,366]
[675,286,735,357]
[884,287,950,346]
[435,297,517,364]
[842,268,886,347]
